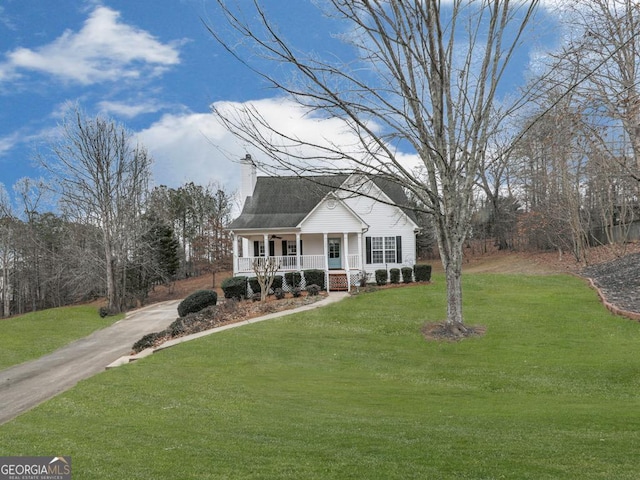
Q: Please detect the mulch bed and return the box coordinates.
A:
[131,293,326,353]
[582,253,640,318]
[421,322,487,342]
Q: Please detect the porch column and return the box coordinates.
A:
[358,232,363,284]
[323,232,329,292]
[263,234,269,258]
[296,232,301,271]
[232,232,238,276]
[343,232,351,291]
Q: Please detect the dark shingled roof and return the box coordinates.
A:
[229,174,417,230]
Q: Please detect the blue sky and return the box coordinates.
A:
[0,1,561,206]
[0,0,336,197]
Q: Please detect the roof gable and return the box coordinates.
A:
[298,192,368,232]
[228,173,417,230]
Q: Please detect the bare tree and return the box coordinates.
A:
[0,185,16,317]
[556,0,640,182]
[208,0,541,335]
[252,257,280,302]
[43,107,152,313]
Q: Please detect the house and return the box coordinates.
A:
[228,155,420,291]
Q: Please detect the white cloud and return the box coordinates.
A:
[0,132,20,156]
[0,6,182,85]
[98,100,164,118]
[212,96,421,173]
[137,111,241,190]
[138,97,422,193]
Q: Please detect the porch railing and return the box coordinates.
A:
[237,254,361,273]
[347,254,360,270]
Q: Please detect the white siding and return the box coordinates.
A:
[301,234,325,255]
[300,198,364,234]
[340,178,417,274]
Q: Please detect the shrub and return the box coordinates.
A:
[168,317,186,337]
[401,266,413,283]
[306,284,321,296]
[221,276,247,299]
[132,332,162,353]
[177,290,218,317]
[98,306,109,318]
[414,264,432,282]
[271,275,283,291]
[389,268,400,284]
[292,287,302,298]
[248,277,261,295]
[274,288,285,300]
[284,271,302,289]
[375,269,388,286]
[303,269,325,290]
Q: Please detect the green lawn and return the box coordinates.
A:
[1,274,639,479]
[0,305,122,370]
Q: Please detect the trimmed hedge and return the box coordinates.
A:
[177,290,218,317]
[249,275,282,295]
[414,264,432,282]
[389,268,400,284]
[303,269,325,290]
[306,284,321,296]
[272,275,283,291]
[221,276,247,299]
[248,277,261,295]
[401,266,413,283]
[284,271,302,289]
[375,269,388,286]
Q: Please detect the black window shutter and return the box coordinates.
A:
[299,240,303,255]
[253,241,259,257]
[282,240,287,255]
[396,236,402,263]
[365,237,372,264]
[269,240,275,257]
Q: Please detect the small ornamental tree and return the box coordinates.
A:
[253,257,280,302]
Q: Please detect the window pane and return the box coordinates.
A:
[384,236,396,263]
[329,239,340,258]
[372,251,384,263]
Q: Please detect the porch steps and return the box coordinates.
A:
[328,272,349,291]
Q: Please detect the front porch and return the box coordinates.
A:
[231,231,365,292]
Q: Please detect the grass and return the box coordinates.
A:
[1,273,640,479]
[0,305,122,370]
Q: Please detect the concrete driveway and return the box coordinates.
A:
[0,300,181,425]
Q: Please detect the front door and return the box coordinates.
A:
[328,238,342,269]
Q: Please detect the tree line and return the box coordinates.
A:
[469,0,640,263]
[0,109,233,318]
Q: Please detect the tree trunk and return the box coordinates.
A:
[104,231,117,313]
[2,258,10,318]
[443,250,464,327]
